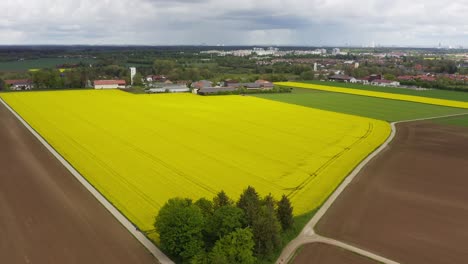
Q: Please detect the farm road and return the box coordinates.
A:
[0,102,158,264]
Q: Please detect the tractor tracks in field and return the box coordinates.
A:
[277,112,468,264]
[286,122,374,200]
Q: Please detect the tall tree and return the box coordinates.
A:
[252,204,281,257]
[209,228,256,264]
[194,198,214,219]
[154,198,205,261]
[276,195,294,230]
[213,190,232,210]
[237,186,260,226]
[207,205,245,240]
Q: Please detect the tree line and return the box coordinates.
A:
[155,186,294,263]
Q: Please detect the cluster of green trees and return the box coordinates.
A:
[400,78,468,91]
[154,186,293,263]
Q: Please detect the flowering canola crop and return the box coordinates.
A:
[278,82,468,109]
[1,90,390,232]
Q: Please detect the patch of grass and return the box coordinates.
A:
[0,58,96,71]
[302,80,468,102]
[255,88,468,122]
[431,114,468,127]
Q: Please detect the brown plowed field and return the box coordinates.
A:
[0,103,157,263]
[316,122,468,264]
[293,243,376,264]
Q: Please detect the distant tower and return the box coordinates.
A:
[130,67,136,86]
[313,62,318,71]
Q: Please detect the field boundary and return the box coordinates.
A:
[277,82,468,109]
[277,112,468,264]
[0,97,174,264]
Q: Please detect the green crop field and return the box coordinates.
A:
[302,81,468,102]
[254,88,468,122]
[0,58,96,71]
[431,114,468,127]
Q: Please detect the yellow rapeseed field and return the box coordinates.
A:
[278,82,468,109]
[1,90,390,232]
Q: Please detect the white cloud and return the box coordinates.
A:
[0,0,467,46]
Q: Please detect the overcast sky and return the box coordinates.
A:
[1,0,467,47]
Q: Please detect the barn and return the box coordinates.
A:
[94,80,126,89]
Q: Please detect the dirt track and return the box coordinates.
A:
[293,243,377,264]
[316,121,468,263]
[0,103,157,263]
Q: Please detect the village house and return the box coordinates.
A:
[328,75,355,83]
[222,79,240,87]
[94,80,126,89]
[371,79,400,87]
[146,75,167,83]
[5,79,33,90]
[191,80,213,89]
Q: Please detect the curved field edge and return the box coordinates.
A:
[276,82,468,109]
[0,90,390,239]
[253,89,468,122]
[301,80,468,102]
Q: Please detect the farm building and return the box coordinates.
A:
[5,79,33,90]
[147,84,190,93]
[226,80,275,90]
[191,80,213,89]
[328,75,354,82]
[94,80,126,89]
[255,79,274,89]
[197,87,238,95]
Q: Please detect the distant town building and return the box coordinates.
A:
[94,80,126,89]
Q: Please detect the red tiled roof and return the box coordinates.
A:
[397,76,414,81]
[5,79,31,85]
[94,80,126,85]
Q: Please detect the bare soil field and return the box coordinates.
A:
[316,121,468,264]
[293,243,376,264]
[0,103,157,264]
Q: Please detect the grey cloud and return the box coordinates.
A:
[0,0,467,46]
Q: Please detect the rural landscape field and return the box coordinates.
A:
[0,90,390,235]
[3,1,468,262]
